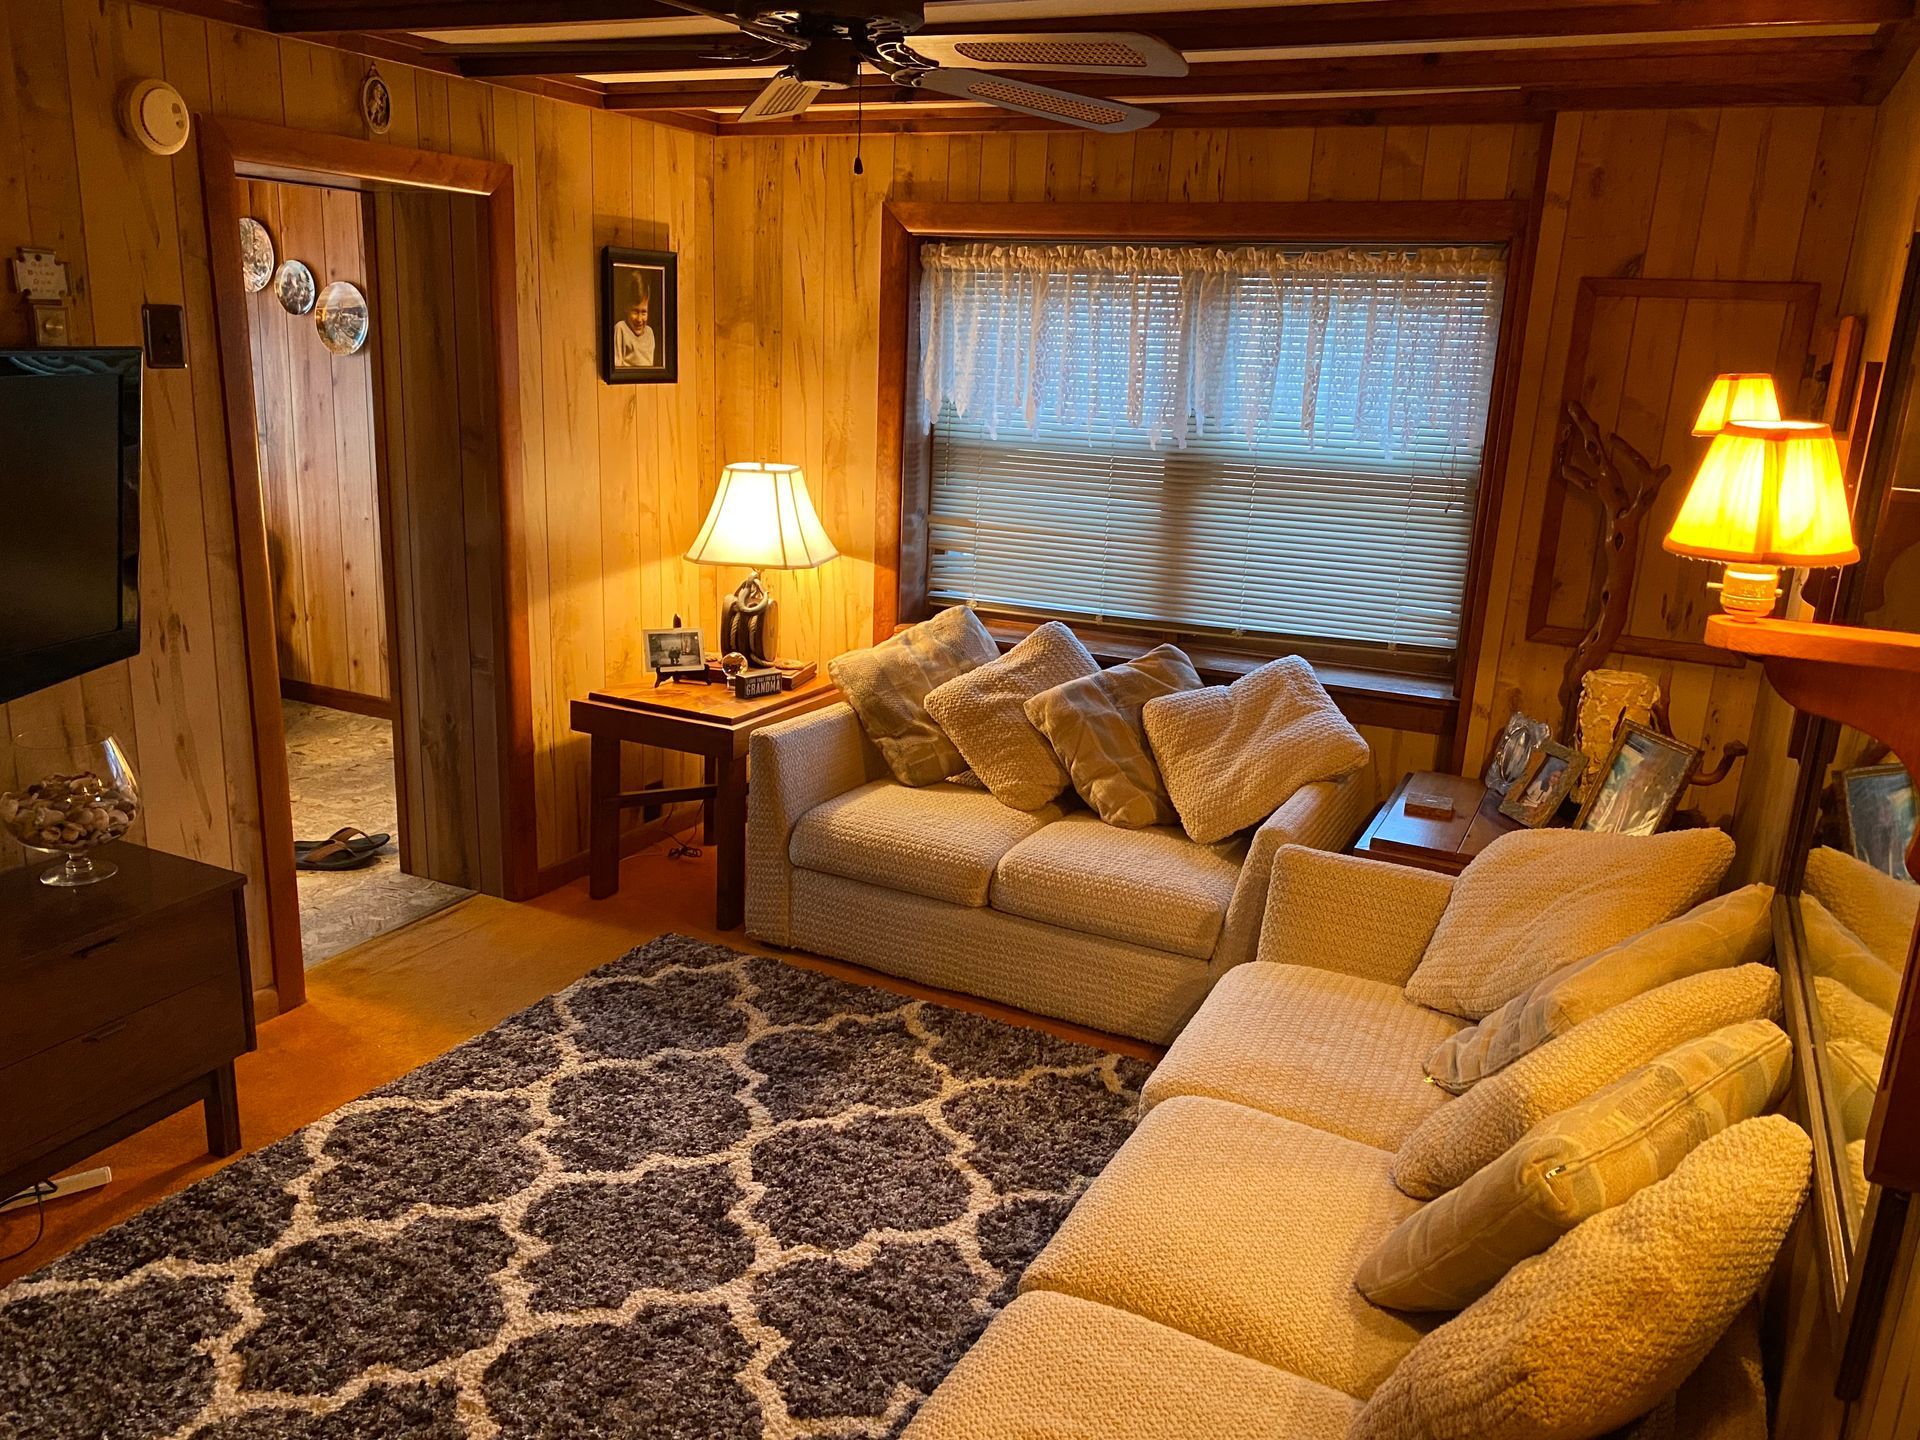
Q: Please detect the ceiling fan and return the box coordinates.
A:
[651,1,1188,132]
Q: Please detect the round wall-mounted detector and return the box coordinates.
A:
[121,79,190,156]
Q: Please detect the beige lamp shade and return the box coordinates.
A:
[1690,372,1782,437]
[685,462,838,571]
[1664,420,1858,567]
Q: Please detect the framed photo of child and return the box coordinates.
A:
[601,247,678,385]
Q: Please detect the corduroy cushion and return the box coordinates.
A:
[828,606,998,786]
[1358,1019,1792,1311]
[1351,1116,1812,1440]
[1424,884,1775,1093]
[924,621,1099,810]
[1392,964,1781,1200]
[1142,656,1369,845]
[1024,643,1203,828]
[1403,828,1737,1019]
[1804,843,1920,970]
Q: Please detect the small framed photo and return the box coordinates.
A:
[1484,711,1549,798]
[644,627,705,676]
[1499,739,1587,828]
[601,246,678,385]
[1841,763,1917,880]
[1574,721,1699,836]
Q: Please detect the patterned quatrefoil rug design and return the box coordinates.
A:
[0,935,1150,1440]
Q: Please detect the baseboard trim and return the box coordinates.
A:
[280,678,394,721]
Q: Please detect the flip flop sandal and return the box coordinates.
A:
[295,839,382,872]
[293,826,390,855]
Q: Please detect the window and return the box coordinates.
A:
[918,241,1506,672]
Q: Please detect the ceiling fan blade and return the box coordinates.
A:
[738,75,827,122]
[915,68,1159,133]
[908,32,1187,78]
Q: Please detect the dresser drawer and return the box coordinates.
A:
[0,975,248,1160]
[0,893,239,1065]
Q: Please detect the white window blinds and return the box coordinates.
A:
[919,241,1505,661]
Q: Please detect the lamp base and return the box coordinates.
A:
[1712,562,1783,619]
[719,570,775,667]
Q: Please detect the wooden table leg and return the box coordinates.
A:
[204,1063,242,1156]
[590,733,622,899]
[703,755,718,844]
[714,753,749,930]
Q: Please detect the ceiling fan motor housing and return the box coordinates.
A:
[741,2,925,29]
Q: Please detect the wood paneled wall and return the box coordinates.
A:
[0,0,716,1005]
[241,176,387,704]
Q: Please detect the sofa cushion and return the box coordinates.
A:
[1804,843,1920,970]
[1024,643,1203,829]
[1352,1117,1811,1440]
[1021,1096,1436,1399]
[901,1291,1360,1440]
[1425,884,1775,1094]
[1142,962,1456,1150]
[828,606,999,787]
[1403,828,1736,1019]
[791,779,1063,908]
[1392,964,1781,1200]
[1143,656,1370,845]
[1801,895,1903,1011]
[991,813,1241,960]
[923,621,1099,810]
[1358,1020,1792,1311]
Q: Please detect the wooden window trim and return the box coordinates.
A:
[874,193,1543,752]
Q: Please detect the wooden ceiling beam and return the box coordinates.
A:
[266,0,687,34]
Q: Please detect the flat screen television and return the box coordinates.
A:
[0,348,142,705]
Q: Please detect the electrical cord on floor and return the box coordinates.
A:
[0,1183,54,1263]
[666,822,704,861]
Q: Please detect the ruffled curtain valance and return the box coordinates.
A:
[919,241,1506,453]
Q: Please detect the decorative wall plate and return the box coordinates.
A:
[239,218,274,293]
[274,260,316,316]
[314,280,370,355]
[362,67,393,135]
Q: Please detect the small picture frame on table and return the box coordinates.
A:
[644,627,706,681]
[1841,763,1917,880]
[1574,721,1699,836]
[1498,739,1587,828]
[1484,711,1550,798]
[601,246,678,385]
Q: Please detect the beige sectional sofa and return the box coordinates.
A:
[745,700,1375,1042]
[906,845,1806,1440]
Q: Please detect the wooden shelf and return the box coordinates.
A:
[1705,615,1920,673]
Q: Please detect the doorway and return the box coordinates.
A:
[203,121,535,1008]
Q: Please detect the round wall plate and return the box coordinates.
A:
[362,69,393,135]
[315,280,370,355]
[274,260,316,315]
[121,78,190,156]
[239,218,274,294]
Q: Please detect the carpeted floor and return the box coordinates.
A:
[0,935,1149,1440]
[284,699,473,966]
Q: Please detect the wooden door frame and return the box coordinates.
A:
[199,116,536,1011]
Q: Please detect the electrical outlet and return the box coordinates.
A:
[142,302,186,368]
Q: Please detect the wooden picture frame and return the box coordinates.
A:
[1498,739,1586,826]
[1573,719,1698,835]
[601,246,678,385]
[643,626,706,676]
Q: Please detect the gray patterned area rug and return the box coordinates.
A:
[0,936,1149,1440]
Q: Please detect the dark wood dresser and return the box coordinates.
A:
[0,842,253,1199]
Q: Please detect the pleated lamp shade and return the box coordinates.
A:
[1690,372,1782,437]
[685,463,839,571]
[1665,420,1857,567]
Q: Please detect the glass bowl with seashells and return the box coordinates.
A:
[2,730,141,886]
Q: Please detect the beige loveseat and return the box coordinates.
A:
[745,701,1375,1043]
[907,845,1802,1439]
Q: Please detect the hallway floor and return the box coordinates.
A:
[283,698,472,966]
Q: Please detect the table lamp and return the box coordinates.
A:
[1691,372,1781,436]
[1663,419,1858,619]
[686,462,839,667]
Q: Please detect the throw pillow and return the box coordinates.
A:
[1424,884,1774,1094]
[1801,895,1903,1011]
[1402,827,1736,1020]
[1392,963,1781,1200]
[923,621,1100,810]
[827,606,998,787]
[1024,644,1203,828]
[1141,656,1369,846]
[1804,843,1920,970]
[1352,1116,1811,1440]
[1357,1019,1791,1311]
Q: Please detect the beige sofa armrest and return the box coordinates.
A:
[747,702,886,945]
[1214,769,1377,972]
[1256,845,1455,986]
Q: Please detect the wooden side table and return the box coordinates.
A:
[1350,770,1521,875]
[570,676,840,927]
